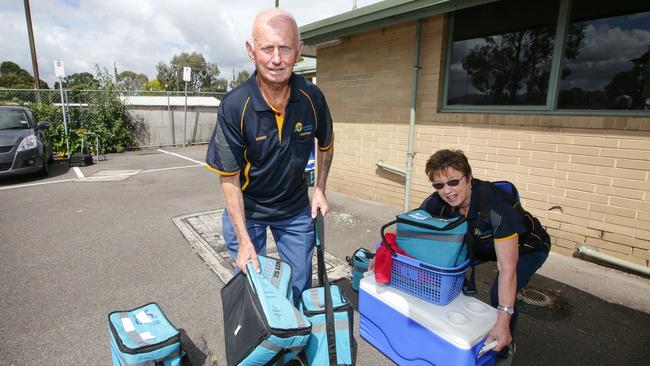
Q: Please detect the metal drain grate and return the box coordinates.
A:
[517,287,553,307]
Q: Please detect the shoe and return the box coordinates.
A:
[497,343,516,360]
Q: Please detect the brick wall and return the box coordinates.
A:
[315,16,650,267]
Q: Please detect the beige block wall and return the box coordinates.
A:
[315,16,650,267]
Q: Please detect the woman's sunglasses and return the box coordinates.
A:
[432,176,465,190]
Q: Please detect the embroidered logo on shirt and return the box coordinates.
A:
[256,135,267,141]
[294,122,303,133]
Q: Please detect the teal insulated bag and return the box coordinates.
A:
[300,211,357,365]
[221,255,312,365]
[108,303,182,366]
[383,209,468,268]
[347,248,374,292]
[299,285,356,365]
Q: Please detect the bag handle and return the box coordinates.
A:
[314,210,338,365]
[380,220,398,257]
[395,213,467,231]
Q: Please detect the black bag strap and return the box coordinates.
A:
[314,211,338,365]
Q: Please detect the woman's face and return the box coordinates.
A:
[432,167,471,211]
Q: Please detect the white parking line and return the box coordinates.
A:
[73,167,84,179]
[157,149,205,165]
[141,165,204,173]
[1,150,205,191]
[0,178,78,191]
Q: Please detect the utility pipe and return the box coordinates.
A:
[404,19,423,212]
[376,160,406,177]
[577,246,650,277]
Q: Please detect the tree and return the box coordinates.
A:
[142,79,164,91]
[604,46,650,109]
[156,52,228,92]
[55,72,98,90]
[0,61,49,89]
[116,70,148,93]
[461,23,584,104]
[230,70,250,90]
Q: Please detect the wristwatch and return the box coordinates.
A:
[497,305,515,315]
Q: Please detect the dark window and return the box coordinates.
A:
[558,0,650,110]
[0,110,29,130]
[447,0,560,106]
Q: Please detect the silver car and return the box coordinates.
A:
[0,106,52,176]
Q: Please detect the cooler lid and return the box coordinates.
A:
[360,275,497,349]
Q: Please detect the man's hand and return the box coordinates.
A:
[236,239,260,273]
[311,186,330,218]
[487,315,512,352]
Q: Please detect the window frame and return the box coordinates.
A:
[441,0,650,116]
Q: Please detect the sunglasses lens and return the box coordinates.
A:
[432,177,463,189]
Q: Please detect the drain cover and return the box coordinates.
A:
[517,287,553,307]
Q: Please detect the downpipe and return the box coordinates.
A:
[403,19,423,212]
[577,245,650,277]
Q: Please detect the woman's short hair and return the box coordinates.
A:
[425,149,472,181]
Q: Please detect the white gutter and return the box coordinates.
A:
[577,246,650,277]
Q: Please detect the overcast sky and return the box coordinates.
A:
[4,0,381,86]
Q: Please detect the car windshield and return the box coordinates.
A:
[0,110,30,130]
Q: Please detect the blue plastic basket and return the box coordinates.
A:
[390,253,470,306]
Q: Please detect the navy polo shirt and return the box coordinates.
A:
[206,72,333,221]
[420,179,526,261]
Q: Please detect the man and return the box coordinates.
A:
[206,8,334,301]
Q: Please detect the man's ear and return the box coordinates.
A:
[246,40,255,62]
[296,41,304,60]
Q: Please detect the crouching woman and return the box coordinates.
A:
[420,149,551,358]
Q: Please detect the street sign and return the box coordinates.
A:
[54,60,65,78]
[183,67,191,82]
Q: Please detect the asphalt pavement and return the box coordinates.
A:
[0,146,648,366]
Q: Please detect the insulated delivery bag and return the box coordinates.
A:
[299,211,357,365]
[347,247,374,292]
[382,209,468,268]
[108,302,182,366]
[221,255,312,366]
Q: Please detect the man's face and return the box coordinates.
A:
[247,15,302,87]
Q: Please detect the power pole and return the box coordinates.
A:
[114,61,119,83]
[23,0,41,102]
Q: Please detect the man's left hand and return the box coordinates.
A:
[311,187,329,218]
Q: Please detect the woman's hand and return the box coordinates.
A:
[487,314,513,351]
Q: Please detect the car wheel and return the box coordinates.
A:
[39,156,49,176]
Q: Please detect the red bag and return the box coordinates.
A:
[374,233,410,284]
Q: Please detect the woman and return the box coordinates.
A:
[420,149,550,358]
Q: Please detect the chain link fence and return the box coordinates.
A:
[0,88,224,152]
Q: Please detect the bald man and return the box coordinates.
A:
[206,8,334,301]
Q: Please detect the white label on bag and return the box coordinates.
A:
[408,212,428,220]
[136,311,152,324]
[140,331,156,340]
[121,317,135,332]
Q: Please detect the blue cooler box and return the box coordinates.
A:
[359,275,497,366]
